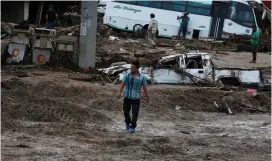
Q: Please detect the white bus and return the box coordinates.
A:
[103,0,262,39]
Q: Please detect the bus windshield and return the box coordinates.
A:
[227,1,255,27]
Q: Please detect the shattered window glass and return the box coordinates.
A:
[160,56,180,68]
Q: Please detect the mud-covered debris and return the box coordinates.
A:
[15,71,28,77]
[134,49,167,59]
[5,144,30,148]
[216,51,229,55]
[1,22,13,35]
[108,36,120,41]
[125,39,139,43]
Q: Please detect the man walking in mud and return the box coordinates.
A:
[177,12,190,39]
[148,13,158,48]
[249,25,260,63]
[117,59,149,133]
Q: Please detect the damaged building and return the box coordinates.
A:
[1,1,80,25]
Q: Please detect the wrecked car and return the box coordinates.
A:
[99,52,269,88]
[98,63,152,82]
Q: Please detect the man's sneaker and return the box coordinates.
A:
[126,124,130,130]
[249,60,256,63]
[129,127,135,134]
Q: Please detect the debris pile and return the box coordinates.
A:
[224,34,271,52]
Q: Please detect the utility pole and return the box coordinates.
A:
[79,1,98,68]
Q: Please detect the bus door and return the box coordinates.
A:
[209,2,228,39]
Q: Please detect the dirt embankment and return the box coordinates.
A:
[2,72,270,131]
[1,69,271,161]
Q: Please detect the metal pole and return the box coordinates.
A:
[79,1,98,68]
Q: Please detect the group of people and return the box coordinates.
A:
[148,12,259,63]
[120,13,260,134]
[44,6,259,134]
[147,12,190,47]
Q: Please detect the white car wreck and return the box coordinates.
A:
[99,52,268,88]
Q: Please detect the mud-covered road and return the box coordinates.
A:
[1,68,271,161]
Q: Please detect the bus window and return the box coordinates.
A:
[138,1,148,7]
[187,1,212,9]
[227,2,255,27]
[161,1,186,12]
[186,1,212,16]
[138,1,162,9]
[244,12,254,22]
[125,1,137,5]
[116,1,137,5]
[174,1,186,5]
[148,1,162,8]
[187,7,210,15]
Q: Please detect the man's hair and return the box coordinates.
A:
[131,59,140,69]
[150,13,155,18]
[49,5,53,9]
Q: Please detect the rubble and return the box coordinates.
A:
[1,22,14,35]
[108,36,120,41]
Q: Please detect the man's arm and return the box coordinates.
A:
[117,74,127,99]
[119,82,126,95]
[148,20,152,30]
[143,85,148,97]
[142,77,149,102]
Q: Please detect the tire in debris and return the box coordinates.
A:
[133,24,143,37]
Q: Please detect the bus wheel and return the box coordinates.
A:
[133,24,143,37]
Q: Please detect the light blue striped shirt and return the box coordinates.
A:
[123,71,147,100]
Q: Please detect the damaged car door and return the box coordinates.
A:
[152,54,186,84]
[182,53,213,83]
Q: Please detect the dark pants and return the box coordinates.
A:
[123,97,140,128]
[47,22,55,29]
[252,45,258,61]
[178,25,188,38]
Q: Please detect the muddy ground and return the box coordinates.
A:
[1,66,271,161]
[1,28,271,160]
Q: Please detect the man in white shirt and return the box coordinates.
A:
[148,13,158,48]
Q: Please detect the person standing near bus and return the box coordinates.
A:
[177,12,190,39]
[46,5,58,29]
[250,25,260,63]
[117,59,149,134]
[148,13,158,48]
